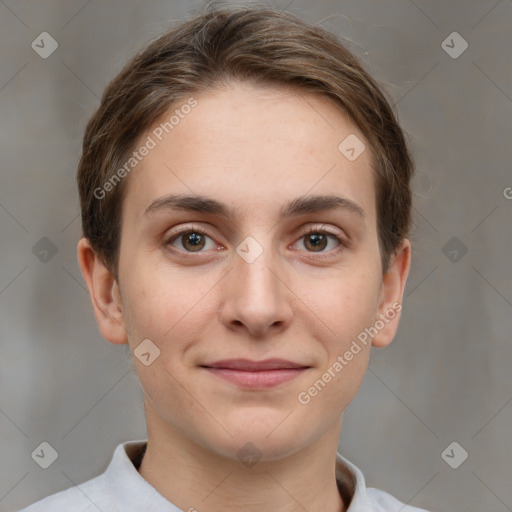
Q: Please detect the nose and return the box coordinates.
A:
[219,241,293,338]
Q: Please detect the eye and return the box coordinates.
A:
[296,226,347,254]
[166,227,218,254]
[164,224,348,258]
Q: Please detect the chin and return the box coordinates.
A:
[207,435,306,465]
[203,412,314,463]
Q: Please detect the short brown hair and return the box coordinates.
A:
[77,4,414,279]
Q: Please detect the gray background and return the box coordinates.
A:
[1,1,511,510]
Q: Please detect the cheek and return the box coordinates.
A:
[298,309,373,419]
[121,275,202,417]
[121,257,199,337]
[120,263,215,392]
[315,267,381,342]
[302,266,379,402]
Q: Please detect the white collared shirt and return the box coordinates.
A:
[18,439,430,511]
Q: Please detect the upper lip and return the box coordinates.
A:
[201,359,310,371]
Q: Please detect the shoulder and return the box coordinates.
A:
[17,440,149,512]
[16,473,112,512]
[366,487,431,511]
[336,452,431,512]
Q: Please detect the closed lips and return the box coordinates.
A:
[201,359,310,371]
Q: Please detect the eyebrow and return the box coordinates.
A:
[143,193,366,222]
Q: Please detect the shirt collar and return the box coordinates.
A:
[105,440,372,511]
[104,439,181,511]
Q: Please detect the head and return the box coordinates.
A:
[77,5,413,461]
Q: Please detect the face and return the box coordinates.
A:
[82,82,410,462]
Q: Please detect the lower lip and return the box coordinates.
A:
[203,368,308,388]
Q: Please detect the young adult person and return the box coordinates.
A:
[20,5,429,511]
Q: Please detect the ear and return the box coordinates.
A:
[77,237,128,345]
[371,239,411,348]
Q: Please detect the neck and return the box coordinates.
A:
[137,402,346,512]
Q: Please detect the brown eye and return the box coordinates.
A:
[299,229,343,253]
[181,232,206,252]
[303,232,329,252]
[166,229,216,254]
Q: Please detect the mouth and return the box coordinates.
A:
[200,359,311,389]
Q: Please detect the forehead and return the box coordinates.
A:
[122,82,377,226]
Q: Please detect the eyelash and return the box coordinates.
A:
[164,224,348,259]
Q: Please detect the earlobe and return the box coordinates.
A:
[371,239,411,348]
[77,238,129,345]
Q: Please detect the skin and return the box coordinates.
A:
[78,81,411,512]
